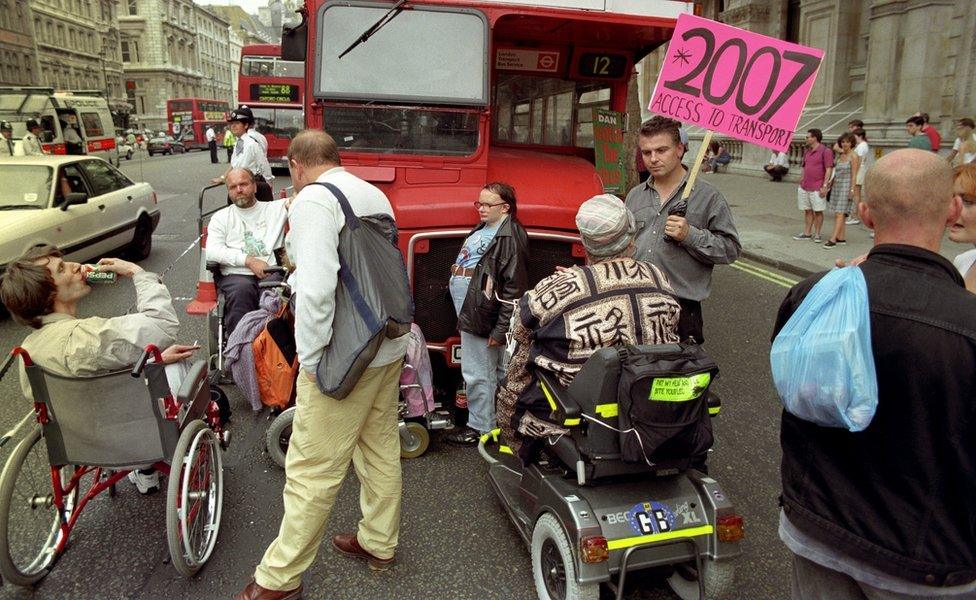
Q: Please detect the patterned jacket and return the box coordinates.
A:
[496,257,680,456]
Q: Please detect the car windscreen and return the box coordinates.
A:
[0,166,52,210]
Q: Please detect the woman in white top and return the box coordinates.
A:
[849,128,870,225]
[947,118,976,166]
[950,163,976,293]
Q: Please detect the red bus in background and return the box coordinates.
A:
[238,44,305,173]
[294,0,692,379]
[166,98,230,151]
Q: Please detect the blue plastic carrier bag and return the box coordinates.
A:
[770,266,878,432]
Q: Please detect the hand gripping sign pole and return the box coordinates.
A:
[649,13,825,199]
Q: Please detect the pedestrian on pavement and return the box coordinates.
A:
[496,195,681,462]
[223,127,236,163]
[0,120,13,156]
[946,118,976,166]
[234,130,409,600]
[823,133,859,249]
[444,182,528,446]
[848,128,870,225]
[625,115,740,343]
[211,105,274,202]
[950,163,976,292]
[206,125,218,164]
[913,111,942,152]
[774,148,976,600]
[764,150,790,182]
[792,128,833,243]
[905,116,931,151]
[22,119,45,156]
[703,140,731,173]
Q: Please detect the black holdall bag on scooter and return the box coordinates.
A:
[308,182,414,400]
[616,344,719,466]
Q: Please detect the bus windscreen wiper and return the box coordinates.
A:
[338,0,408,60]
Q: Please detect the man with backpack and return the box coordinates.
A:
[773,149,976,598]
[235,130,409,600]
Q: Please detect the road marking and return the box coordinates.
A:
[729,260,799,288]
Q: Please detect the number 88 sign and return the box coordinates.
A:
[649,14,824,153]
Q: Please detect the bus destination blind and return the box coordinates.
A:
[250,84,300,103]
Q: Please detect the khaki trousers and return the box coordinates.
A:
[254,361,403,591]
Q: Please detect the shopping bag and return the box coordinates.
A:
[770,266,878,431]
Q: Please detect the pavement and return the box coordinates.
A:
[701,171,971,278]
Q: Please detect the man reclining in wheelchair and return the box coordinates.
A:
[205,167,289,338]
[0,245,204,494]
[496,195,714,471]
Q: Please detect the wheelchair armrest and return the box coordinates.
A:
[205,261,222,279]
[264,266,287,275]
[537,370,582,423]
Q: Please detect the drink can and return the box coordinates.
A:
[84,265,117,284]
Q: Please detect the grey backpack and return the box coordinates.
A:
[308,182,413,399]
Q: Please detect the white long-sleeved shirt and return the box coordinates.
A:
[286,167,409,373]
[206,199,288,276]
[231,129,273,181]
[206,127,216,142]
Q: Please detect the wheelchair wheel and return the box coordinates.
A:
[667,558,735,600]
[166,419,223,577]
[531,513,599,600]
[399,421,429,459]
[265,407,295,469]
[0,426,78,586]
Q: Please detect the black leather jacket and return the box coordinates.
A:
[774,245,976,588]
[456,216,528,344]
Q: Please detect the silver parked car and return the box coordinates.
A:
[0,156,160,277]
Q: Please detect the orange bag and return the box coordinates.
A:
[252,304,297,410]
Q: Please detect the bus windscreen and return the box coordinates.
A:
[316,5,488,105]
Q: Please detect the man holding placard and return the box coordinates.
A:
[624,116,740,343]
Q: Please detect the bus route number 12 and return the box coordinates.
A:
[663,27,820,124]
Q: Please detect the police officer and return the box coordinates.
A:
[0,121,14,156]
[22,119,45,156]
[210,105,274,202]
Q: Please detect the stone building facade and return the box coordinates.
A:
[638,0,976,174]
[0,0,40,86]
[119,0,234,131]
[23,0,124,107]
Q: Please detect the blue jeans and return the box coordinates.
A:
[449,276,506,434]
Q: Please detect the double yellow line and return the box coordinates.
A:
[729,260,800,289]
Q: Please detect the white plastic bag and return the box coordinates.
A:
[770,266,878,431]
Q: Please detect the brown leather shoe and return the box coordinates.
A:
[232,579,302,600]
[331,533,395,571]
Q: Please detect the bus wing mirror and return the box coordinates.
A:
[281,8,307,62]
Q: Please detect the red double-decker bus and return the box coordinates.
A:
[238,44,305,173]
[166,98,230,151]
[292,0,691,378]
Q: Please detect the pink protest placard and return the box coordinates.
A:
[649,13,824,153]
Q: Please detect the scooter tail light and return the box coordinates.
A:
[580,536,609,563]
[716,515,744,542]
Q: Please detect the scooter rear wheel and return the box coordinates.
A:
[531,513,599,600]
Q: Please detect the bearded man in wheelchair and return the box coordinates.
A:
[496,195,713,471]
[0,245,202,494]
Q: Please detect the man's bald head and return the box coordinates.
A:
[864,149,954,230]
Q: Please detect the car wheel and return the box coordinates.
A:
[125,215,153,261]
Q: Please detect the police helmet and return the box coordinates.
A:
[0,121,11,132]
[227,105,254,124]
